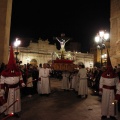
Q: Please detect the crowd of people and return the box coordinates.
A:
[0,46,120,120]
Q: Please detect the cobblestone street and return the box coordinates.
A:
[0,78,120,120]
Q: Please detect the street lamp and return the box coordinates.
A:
[14,38,21,63]
[95,30,109,67]
[26,57,30,64]
[101,53,107,66]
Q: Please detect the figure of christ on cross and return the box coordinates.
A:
[56,37,70,52]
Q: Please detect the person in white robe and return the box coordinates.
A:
[0,83,6,114]
[74,70,79,92]
[0,46,25,117]
[70,70,78,90]
[61,71,70,90]
[77,64,88,98]
[38,63,51,95]
[99,50,119,120]
[115,81,120,114]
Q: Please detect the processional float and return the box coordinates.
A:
[51,37,77,72]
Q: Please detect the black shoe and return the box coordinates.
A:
[2,114,8,118]
[14,113,20,118]
[77,95,81,98]
[46,94,50,97]
[101,116,107,119]
[110,116,117,120]
[85,95,88,98]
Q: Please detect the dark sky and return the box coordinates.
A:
[10,0,110,52]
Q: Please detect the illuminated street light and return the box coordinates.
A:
[101,54,107,66]
[95,30,109,67]
[14,38,21,63]
[101,54,107,59]
[26,57,31,64]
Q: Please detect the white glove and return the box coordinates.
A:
[99,91,102,95]
[21,83,26,87]
[0,89,5,96]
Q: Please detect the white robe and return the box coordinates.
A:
[99,76,119,117]
[0,87,6,113]
[116,82,120,97]
[78,68,88,95]
[70,73,77,89]
[61,72,70,90]
[75,73,79,92]
[0,75,24,115]
[38,68,50,94]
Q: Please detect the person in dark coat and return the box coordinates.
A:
[32,66,39,94]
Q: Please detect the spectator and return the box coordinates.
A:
[26,65,33,97]
[37,63,51,95]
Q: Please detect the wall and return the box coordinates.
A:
[16,39,94,68]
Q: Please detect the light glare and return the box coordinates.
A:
[104,33,109,40]
[99,31,104,37]
[14,38,21,47]
[95,36,99,43]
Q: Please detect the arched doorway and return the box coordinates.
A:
[48,60,53,65]
[30,59,37,66]
[78,62,84,65]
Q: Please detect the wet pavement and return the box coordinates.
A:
[0,78,120,120]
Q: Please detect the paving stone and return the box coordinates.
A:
[0,79,120,120]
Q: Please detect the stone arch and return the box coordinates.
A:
[48,60,52,64]
[78,61,84,65]
[30,59,37,66]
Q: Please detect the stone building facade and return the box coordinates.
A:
[0,0,13,64]
[16,38,94,68]
[110,0,120,67]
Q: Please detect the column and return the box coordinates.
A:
[0,0,13,64]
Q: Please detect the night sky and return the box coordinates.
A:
[10,0,110,52]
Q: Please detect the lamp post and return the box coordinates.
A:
[14,38,21,63]
[26,57,30,64]
[95,30,109,67]
[101,53,107,66]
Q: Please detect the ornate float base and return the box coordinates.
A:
[52,59,76,72]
